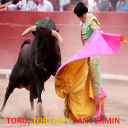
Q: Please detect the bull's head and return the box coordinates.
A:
[21,25,63,69]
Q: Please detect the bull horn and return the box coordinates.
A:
[52,30,63,45]
[21,26,36,36]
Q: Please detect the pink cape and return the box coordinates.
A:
[55,29,127,118]
[56,28,126,76]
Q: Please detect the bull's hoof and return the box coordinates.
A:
[0,111,4,119]
[35,102,44,118]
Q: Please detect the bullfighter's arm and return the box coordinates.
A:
[6,2,20,10]
[90,20,103,33]
[0,1,12,9]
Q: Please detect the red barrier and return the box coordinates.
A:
[0,11,128,76]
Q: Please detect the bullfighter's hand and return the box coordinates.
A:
[1,7,7,11]
[94,6,100,12]
[0,5,5,9]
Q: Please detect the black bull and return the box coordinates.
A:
[1,17,63,112]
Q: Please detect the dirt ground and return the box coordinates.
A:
[0,77,128,128]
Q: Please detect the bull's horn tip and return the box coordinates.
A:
[60,41,63,45]
[21,33,25,37]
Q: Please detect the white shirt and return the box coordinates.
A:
[7,0,37,11]
[37,0,53,12]
[60,0,70,11]
[97,0,102,8]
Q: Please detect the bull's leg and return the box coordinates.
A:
[32,68,44,103]
[30,92,34,111]
[34,79,43,103]
[1,76,22,112]
[0,82,15,112]
[32,66,45,104]
[36,82,43,103]
[30,86,38,110]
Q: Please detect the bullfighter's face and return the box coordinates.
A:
[35,25,52,68]
[79,13,87,23]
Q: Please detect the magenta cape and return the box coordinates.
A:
[56,28,126,76]
[55,29,126,119]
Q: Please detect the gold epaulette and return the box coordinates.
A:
[86,13,100,27]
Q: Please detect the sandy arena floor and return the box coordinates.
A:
[0,77,128,128]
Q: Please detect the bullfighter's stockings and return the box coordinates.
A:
[92,96,100,119]
[91,96,105,119]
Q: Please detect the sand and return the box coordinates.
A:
[0,77,128,128]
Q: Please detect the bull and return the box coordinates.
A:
[0,17,63,112]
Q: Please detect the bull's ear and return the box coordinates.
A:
[56,29,59,33]
[32,32,36,36]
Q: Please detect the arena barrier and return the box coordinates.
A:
[0,11,128,80]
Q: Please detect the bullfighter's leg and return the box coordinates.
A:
[89,55,102,119]
[100,101,105,116]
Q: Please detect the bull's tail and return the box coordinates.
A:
[20,39,31,50]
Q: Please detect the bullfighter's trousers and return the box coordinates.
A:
[89,55,101,96]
